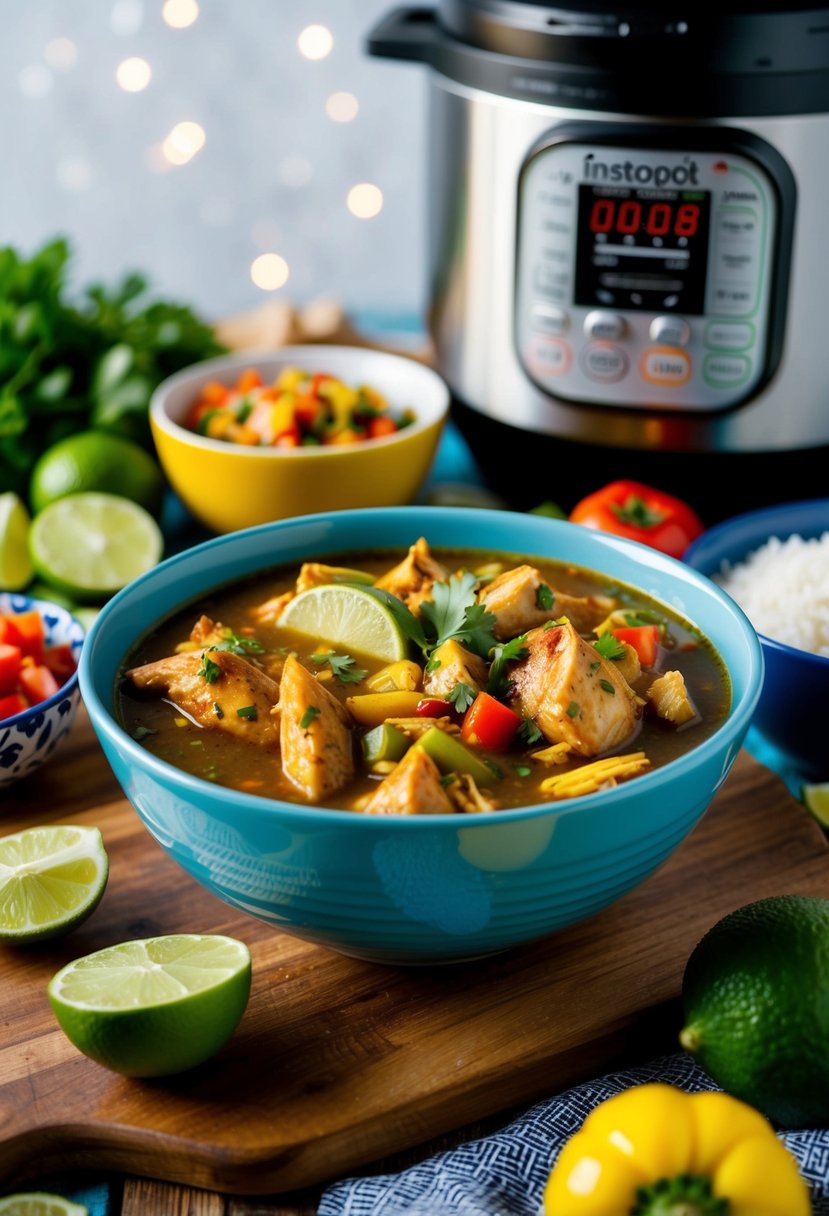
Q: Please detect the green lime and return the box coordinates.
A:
[29,430,165,518]
[680,893,829,1127]
[802,783,829,828]
[278,584,408,662]
[0,492,34,592]
[0,1196,88,1216]
[48,933,252,1077]
[29,492,163,603]
[0,825,108,944]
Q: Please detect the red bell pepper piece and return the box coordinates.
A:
[415,698,453,718]
[0,693,28,720]
[0,643,22,697]
[610,625,661,668]
[569,480,704,560]
[461,692,521,750]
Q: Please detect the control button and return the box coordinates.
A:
[534,263,570,300]
[704,353,751,388]
[705,321,754,351]
[708,284,754,315]
[584,310,627,341]
[581,342,628,384]
[650,316,691,347]
[527,335,572,379]
[531,303,570,337]
[641,346,692,387]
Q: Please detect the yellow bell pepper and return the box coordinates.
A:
[543,1083,810,1216]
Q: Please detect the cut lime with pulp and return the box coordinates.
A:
[29,492,163,603]
[279,584,408,662]
[0,825,108,944]
[0,491,34,591]
[802,782,829,828]
[0,1196,88,1216]
[48,933,252,1077]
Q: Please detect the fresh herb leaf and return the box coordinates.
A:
[517,718,543,745]
[594,633,627,660]
[236,705,258,720]
[424,656,442,674]
[420,570,498,658]
[487,634,529,697]
[566,701,580,718]
[484,759,504,780]
[214,630,266,656]
[311,650,368,684]
[439,773,457,787]
[213,702,224,719]
[623,609,665,630]
[590,660,601,671]
[198,652,222,684]
[599,679,616,694]
[513,764,532,777]
[300,705,320,730]
[448,682,476,714]
[536,583,555,611]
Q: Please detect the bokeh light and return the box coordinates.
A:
[116,57,152,92]
[44,39,78,71]
[347,183,384,219]
[297,24,333,60]
[162,120,206,165]
[326,91,359,123]
[162,0,200,29]
[251,253,290,291]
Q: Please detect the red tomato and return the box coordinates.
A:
[18,664,61,706]
[367,416,398,440]
[569,480,704,559]
[461,692,521,750]
[0,643,22,696]
[6,610,46,663]
[43,643,77,682]
[611,625,660,668]
[0,693,27,720]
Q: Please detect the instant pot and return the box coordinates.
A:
[369,1,829,519]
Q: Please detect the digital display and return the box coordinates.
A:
[574,185,711,314]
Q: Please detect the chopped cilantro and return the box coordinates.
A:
[566,701,580,719]
[300,705,320,731]
[425,656,442,674]
[518,718,543,745]
[599,679,616,695]
[214,630,266,656]
[590,660,601,671]
[213,702,224,719]
[439,773,457,788]
[487,634,529,698]
[536,583,555,611]
[420,570,498,658]
[198,652,222,684]
[448,682,476,714]
[594,633,627,661]
[623,609,665,629]
[311,650,368,684]
[236,705,258,720]
[513,764,532,777]
[484,759,504,780]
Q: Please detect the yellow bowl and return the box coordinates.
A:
[149,345,451,534]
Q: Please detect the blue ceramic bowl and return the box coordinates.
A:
[79,507,763,965]
[684,498,829,779]
[0,593,85,788]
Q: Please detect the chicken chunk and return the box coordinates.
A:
[373,537,449,614]
[277,654,354,800]
[125,650,280,747]
[422,639,488,699]
[362,744,454,816]
[251,592,294,625]
[479,564,615,640]
[508,621,640,756]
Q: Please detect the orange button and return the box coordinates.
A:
[528,335,572,379]
[640,345,692,386]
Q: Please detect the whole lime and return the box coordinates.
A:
[29,430,165,517]
[680,893,829,1127]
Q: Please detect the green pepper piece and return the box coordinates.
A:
[414,726,497,786]
[361,723,410,765]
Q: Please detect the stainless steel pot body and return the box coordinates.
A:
[427,78,829,454]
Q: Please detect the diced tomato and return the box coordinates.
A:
[274,426,301,448]
[0,693,28,720]
[18,664,61,706]
[461,691,522,750]
[309,372,333,397]
[236,369,263,394]
[416,698,453,718]
[5,610,46,663]
[293,396,323,428]
[611,625,661,668]
[0,644,23,697]
[201,380,232,406]
[367,416,398,440]
[44,643,77,682]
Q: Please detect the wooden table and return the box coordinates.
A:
[4,709,829,1214]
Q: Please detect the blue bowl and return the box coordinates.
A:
[79,507,763,964]
[0,593,85,788]
[685,498,829,780]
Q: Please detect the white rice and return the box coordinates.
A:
[715,531,829,657]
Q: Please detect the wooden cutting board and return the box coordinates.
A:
[2,710,828,1196]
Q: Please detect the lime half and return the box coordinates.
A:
[0,825,108,944]
[802,783,829,828]
[29,492,163,602]
[0,492,34,592]
[279,584,408,662]
[0,1196,88,1216]
[48,933,252,1077]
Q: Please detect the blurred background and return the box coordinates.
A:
[0,0,428,328]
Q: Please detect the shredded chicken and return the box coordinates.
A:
[508,621,640,756]
[373,537,449,615]
[444,773,499,814]
[422,639,488,699]
[362,744,454,816]
[479,564,615,640]
[276,654,354,800]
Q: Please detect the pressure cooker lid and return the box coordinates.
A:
[437,0,829,74]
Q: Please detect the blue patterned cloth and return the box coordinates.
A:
[317,1052,829,1215]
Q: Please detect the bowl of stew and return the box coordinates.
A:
[79,506,763,964]
[149,346,450,534]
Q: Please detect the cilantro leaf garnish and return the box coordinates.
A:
[487,634,529,697]
[536,583,555,611]
[517,718,543,746]
[599,679,616,695]
[420,570,498,657]
[198,651,222,684]
[448,682,476,714]
[311,650,369,684]
[594,633,627,660]
[213,630,266,656]
[300,705,320,731]
[236,705,258,720]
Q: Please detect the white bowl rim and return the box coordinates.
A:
[80,505,764,829]
[149,344,451,459]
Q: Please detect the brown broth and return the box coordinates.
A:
[116,545,731,812]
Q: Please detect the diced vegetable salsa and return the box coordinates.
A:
[0,609,77,720]
[183,367,417,448]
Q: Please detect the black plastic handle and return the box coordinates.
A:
[367,7,438,64]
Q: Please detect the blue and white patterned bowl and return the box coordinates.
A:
[0,593,85,788]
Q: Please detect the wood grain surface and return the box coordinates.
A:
[2,709,828,1205]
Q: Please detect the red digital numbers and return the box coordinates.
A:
[589,198,700,238]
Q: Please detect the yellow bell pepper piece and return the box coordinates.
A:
[366,660,423,693]
[345,691,424,727]
[543,1083,810,1216]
